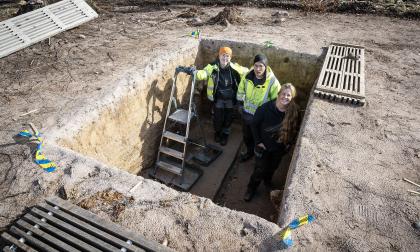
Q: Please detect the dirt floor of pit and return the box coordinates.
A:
[1,3,420,251]
[215,148,292,222]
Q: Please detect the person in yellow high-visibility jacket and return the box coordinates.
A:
[236,54,281,161]
[195,47,248,145]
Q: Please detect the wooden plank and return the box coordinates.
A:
[315,86,365,99]
[22,213,102,252]
[45,197,173,252]
[16,219,82,252]
[1,232,38,252]
[331,42,365,49]
[42,8,65,29]
[316,45,333,87]
[0,0,98,59]
[359,47,366,96]
[37,203,145,252]
[315,43,365,104]
[9,225,59,252]
[3,247,14,252]
[30,207,121,252]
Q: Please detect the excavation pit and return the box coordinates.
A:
[58,38,322,219]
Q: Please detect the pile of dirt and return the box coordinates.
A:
[207,6,245,26]
[335,1,377,14]
[177,6,204,18]
[78,188,134,221]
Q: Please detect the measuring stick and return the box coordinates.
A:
[403,178,420,189]
[407,190,420,195]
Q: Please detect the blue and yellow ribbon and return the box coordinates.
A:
[190,29,201,39]
[280,214,315,248]
[17,128,57,172]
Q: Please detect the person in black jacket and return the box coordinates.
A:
[195,47,248,145]
[244,83,299,201]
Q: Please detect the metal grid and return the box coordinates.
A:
[314,43,366,105]
[0,0,97,59]
[1,197,173,252]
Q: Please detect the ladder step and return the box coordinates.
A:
[159,146,184,160]
[168,109,193,124]
[156,161,182,175]
[163,131,186,143]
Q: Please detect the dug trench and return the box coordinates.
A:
[58,38,322,222]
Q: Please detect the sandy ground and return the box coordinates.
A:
[1,3,420,251]
[215,148,292,222]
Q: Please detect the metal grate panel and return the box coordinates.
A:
[1,197,173,252]
[0,0,97,59]
[314,42,366,105]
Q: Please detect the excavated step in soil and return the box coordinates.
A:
[57,38,321,220]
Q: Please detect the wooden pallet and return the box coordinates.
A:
[1,197,172,252]
[314,43,366,105]
[0,0,97,59]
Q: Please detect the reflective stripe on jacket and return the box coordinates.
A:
[196,62,248,101]
[236,66,281,115]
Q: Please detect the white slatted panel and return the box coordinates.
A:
[0,0,97,59]
[314,43,366,105]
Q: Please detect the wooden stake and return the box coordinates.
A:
[403,178,420,189]
[407,190,420,195]
[19,108,39,117]
[129,181,142,193]
[27,122,39,136]
[12,108,39,121]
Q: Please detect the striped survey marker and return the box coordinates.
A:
[17,127,57,172]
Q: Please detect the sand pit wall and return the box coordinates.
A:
[59,48,199,174]
[59,38,322,177]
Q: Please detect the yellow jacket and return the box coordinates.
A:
[236,66,281,115]
[196,61,248,101]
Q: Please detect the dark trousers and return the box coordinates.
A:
[214,107,233,135]
[214,99,233,136]
[242,113,254,154]
[247,149,286,191]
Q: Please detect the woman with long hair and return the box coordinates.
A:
[244,83,299,201]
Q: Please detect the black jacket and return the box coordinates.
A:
[251,100,287,152]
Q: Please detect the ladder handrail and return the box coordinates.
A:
[155,71,178,173]
[182,72,196,173]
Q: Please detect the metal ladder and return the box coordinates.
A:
[153,67,196,176]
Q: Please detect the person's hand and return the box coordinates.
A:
[257,143,266,150]
[254,143,265,158]
[237,101,244,115]
[175,66,196,75]
[186,66,196,75]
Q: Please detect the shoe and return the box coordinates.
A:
[239,152,254,162]
[244,189,255,202]
[220,134,228,146]
[214,133,221,143]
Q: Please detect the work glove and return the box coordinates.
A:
[185,66,196,75]
[175,66,196,75]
